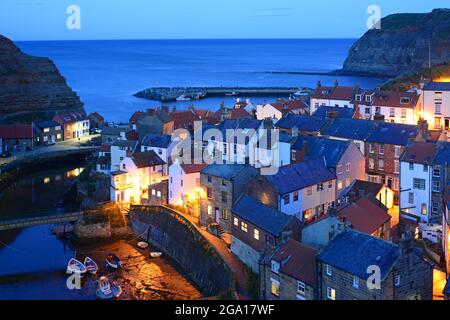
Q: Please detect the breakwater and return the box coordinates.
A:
[129,205,234,297]
[134,86,310,102]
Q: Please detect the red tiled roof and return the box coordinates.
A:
[271,100,308,112]
[314,86,355,101]
[337,197,391,235]
[373,91,419,108]
[229,108,250,119]
[272,240,318,287]
[88,112,104,123]
[402,142,436,165]
[53,112,86,125]
[129,111,145,124]
[126,130,139,141]
[100,144,111,152]
[0,125,33,139]
[180,163,208,174]
[170,109,204,129]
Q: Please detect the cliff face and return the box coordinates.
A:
[0,34,84,123]
[342,9,450,77]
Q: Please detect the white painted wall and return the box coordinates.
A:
[256,104,282,120]
[168,162,201,206]
[422,88,450,134]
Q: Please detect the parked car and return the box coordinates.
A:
[90,128,102,134]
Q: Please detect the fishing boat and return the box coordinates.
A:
[84,257,98,275]
[66,258,87,275]
[95,276,123,300]
[150,252,162,258]
[137,241,149,249]
[176,95,191,101]
[105,253,122,269]
[225,91,238,97]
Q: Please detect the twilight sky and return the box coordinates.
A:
[0,0,448,41]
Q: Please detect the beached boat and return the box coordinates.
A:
[95,276,123,300]
[150,252,162,258]
[137,241,149,249]
[105,253,122,269]
[176,95,191,101]
[84,257,98,275]
[66,258,87,275]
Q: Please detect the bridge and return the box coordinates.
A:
[0,210,83,231]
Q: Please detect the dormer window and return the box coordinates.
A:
[355,94,362,102]
[365,95,372,103]
[322,90,329,95]
[400,97,411,104]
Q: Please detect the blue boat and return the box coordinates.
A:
[95,276,122,300]
[105,253,122,269]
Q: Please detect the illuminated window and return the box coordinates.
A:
[221,209,228,220]
[326,264,332,276]
[327,287,336,300]
[207,205,213,216]
[43,128,50,133]
[401,109,406,118]
[337,181,343,190]
[254,229,260,240]
[241,222,248,232]
[421,203,427,216]
[233,217,238,226]
[271,279,280,297]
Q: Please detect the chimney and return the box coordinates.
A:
[373,113,385,122]
[415,119,430,142]
[147,108,156,116]
[301,139,308,160]
[161,106,169,114]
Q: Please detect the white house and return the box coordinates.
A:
[110,151,166,204]
[421,82,450,135]
[168,162,207,218]
[256,100,308,121]
[111,140,138,171]
[310,85,355,114]
[141,134,175,165]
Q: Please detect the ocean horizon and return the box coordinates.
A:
[15,38,388,123]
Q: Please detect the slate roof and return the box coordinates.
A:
[400,142,437,164]
[141,134,172,148]
[112,139,138,148]
[312,106,355,119]
[201,164,249,179]
[34,120,60,130]
[304,137,350,168]
[341,180,385,198]
[217,118,262,135]
[270,240,318,287]
[366,122,418,146]
[433,142,450,165]
[320,118,378,141]
[102,126,128,136]
[266,158,336,195]
[232,195,294,236]
[131,151,166,168]
[181,163,208,174]
[275,114,327,132]
[318,230,400,280]
[423,82,450,91]
[88,112,105,122]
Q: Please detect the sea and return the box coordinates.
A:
[15,39,388,123]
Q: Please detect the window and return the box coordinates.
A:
[180,179,183,187]
[222,179,227,186]
[271,260,280,274]
[317,183,324,191]
[157,191,161,198]
[433,179,441,192]
[328,180,333,188]
[356,94,362,102]
[365,107,370,114]
[327,287,336,300]
[306,187,312,196]
[297,281,306,295]
[291,150,296,161]
[152,189,156,196]
[207,175,212,183]
[207,187,212,199]
[435,117,442,129]
[394,160,399,174]
[337,181,343,190]
[221,209,228,220]
[326,264,332,276]
[393,178,399,191]
[394,146,401,158]
[421,203,427,216]
[369,144,374,154]
[233,217,239,226]
[223,143,227,155]
[346,163,350,172]
[409,163,414,170]
[158,148,162,155]
[435,103,442,114]
[408,192,414,204]
[352,276,359,289]
[265,235,274,246]
[394,275,401,287]
[283,194,290,205]
[369,158,375,170]
[271,279,280,297]
[337,165,343,174]
[413,178,425,190]
[423,164,428,172]
[207,205,213,216]
[221,191,227,203]
[375,106,381,114]
[401,109,406,118]
[378,159,384,171]
[433,168,441,177]
[293,191,299,202]
[379,144,384,155]
[390,108,395,117]
[346,178,350,187]
[254,229,260,240]
[241,222,248,232]
[435,92,443,100]
[43,128,50,133]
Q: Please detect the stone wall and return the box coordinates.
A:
[129,206,234,296]
[75,221,111,238]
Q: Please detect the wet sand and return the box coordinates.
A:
[75,233,202,300]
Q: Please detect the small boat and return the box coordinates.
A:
[137,241,149,249]
[106,253,122,269]
[95,276,123,300]
[84,257,98,275]
[150,252,162,258]
[176,95,191,101]
[225,91,238,97]
[66,258,87,275]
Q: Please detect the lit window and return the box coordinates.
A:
[401,109,406,118]
[152,189,156,196]
[241,222,248,232]
[369,144,374,153]
[233,217,238,226]
[421,204,427,216]
[369,158,375,170]
[157,191,161,198]
[337,181,343,190]
[271,260,280,274]
[254,229,260,240]
[207,205,213,216]
[327,287,336,300]
[293,192,299,202]
[271,279,280,297]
